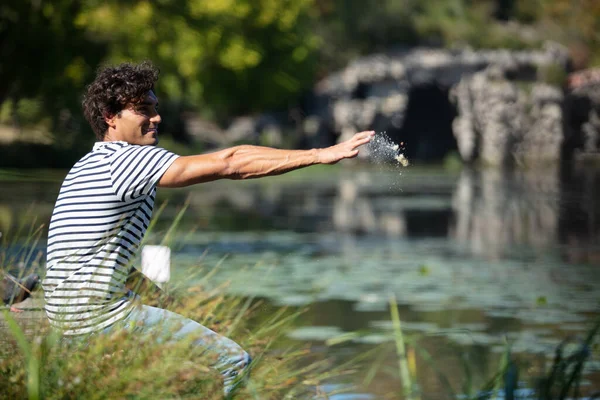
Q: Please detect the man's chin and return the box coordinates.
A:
[142,135,158,146]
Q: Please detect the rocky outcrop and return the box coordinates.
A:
[313,43,568,146]
[210,43,573,166]
[183,43,600,168]
[450,68,564,166]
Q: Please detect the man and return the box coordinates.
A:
[42,61,373,397]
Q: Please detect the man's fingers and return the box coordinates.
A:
[346,149,359,158]
[352,135,373,149]
[355,130,375,140]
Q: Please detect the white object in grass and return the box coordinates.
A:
[141,245,171,287]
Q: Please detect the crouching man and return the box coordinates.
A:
[42,61,374,397]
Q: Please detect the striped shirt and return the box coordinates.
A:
[43,141,179,335]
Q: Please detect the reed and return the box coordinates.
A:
[383,297,600,400]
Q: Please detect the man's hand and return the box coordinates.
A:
[317,131,375,164]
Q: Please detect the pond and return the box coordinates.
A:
[1,163,599,399]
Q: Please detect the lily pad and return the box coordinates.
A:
[287,326,346,341]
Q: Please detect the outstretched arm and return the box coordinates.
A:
[158,130,374,188]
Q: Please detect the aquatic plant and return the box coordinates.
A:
[384,296,600,400]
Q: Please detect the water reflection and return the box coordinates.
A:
[451,167,560,259]
[2,165,598,257]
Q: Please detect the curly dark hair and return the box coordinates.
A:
[82,61,159,140]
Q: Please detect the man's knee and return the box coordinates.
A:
[233,351,251,372]
[242,352,252,370]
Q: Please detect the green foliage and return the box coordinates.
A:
[75,0,320,120]
[538,63,568,87]
[1,0,320,147]
[310,0,421,69]
[0,252,356,399]
[0,0,105,137]
[311,0,542,70]
[443,151,463,171]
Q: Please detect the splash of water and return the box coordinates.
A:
[367,131,409,167]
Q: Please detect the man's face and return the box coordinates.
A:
[110,90,161,145]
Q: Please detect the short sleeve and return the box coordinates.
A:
[109,145,179,202]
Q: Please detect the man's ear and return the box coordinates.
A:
[104,112,117,129]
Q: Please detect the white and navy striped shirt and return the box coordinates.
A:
[43,141,179,335]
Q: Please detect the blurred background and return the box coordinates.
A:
[1,0,600,398]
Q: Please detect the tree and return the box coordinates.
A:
[0,0,105,136]
[76,0,320,122]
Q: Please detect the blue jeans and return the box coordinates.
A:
[105,304,252,397]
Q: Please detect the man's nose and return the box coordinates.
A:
[150,112,162,124]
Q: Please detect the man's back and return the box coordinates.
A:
[43,141,178,335]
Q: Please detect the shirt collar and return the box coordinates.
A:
[93,141,129,151]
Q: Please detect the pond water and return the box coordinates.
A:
[1,163,599,399]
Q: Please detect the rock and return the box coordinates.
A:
[182,114,227,146]
[514,84,564,165]
[2,273,40,309]
[451,69,564,166]
[226,116,258,143]
[306,43,571,165]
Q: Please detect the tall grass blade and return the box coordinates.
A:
[504,360,518,400]
[226,295,254,336]
[559,317,600,399]
[460,352,473,398]
[3,310,39,400]
[362,345,389,387]
[160,200,189,246]
[389,294,413,398]
[410,342,457,399]
[494,339,512,399]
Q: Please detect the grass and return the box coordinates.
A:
[385,296,600,400]
[0,216,364,400]
[0,288,358,399]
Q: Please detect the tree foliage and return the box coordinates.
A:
[1,0,600,151]
[1,0,319,143]
[0,0,104,135]
[75,0,319,120]
[311,0,600,67]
